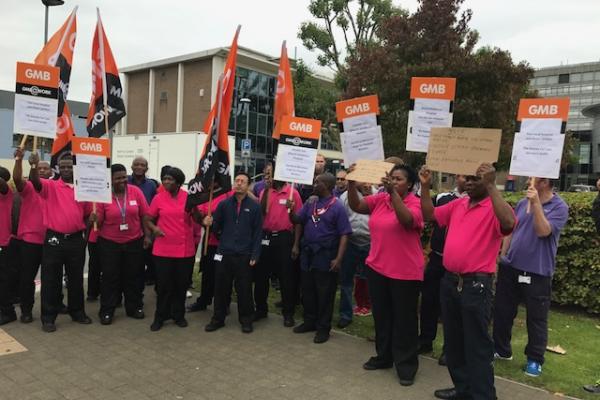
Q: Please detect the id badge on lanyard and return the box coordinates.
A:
[115,191,129,231]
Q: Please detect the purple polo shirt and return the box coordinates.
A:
[297,195,352,244]
[502,195,569,277]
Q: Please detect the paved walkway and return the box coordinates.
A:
[0,289,572,400]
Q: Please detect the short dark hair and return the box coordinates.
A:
[164,167,185,186]
[391,164,418,191]
[0,166,10,181]
[111,163,127,175]
[318,172,336,191]
[235,171,251,183]
[160,165,172,179]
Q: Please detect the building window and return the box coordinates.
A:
[558,74,570,84]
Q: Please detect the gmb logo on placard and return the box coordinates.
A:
[420,84,446,95]
[528,105,558,115]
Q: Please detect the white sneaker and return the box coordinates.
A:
[494,352,513,361]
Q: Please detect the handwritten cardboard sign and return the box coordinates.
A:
[346,159,395,185]
[426,127,501,175]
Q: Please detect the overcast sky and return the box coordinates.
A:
[1,0,599,102]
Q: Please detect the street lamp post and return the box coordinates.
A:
[239,97,251,173]
[42,0,65,44]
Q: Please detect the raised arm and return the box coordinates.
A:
[347,180,370,214]
[12,148,26,192]
[526,186,552,237]
[419,166,436,222]
[478,163,516,234]
[28,152,42,192]
[381,173,414,228]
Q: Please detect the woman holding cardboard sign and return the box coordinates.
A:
[347,163,424,386]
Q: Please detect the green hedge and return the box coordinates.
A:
[503,192,600,314]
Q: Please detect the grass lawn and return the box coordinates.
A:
[191,266,599,399]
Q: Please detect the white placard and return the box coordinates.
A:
[342,113,378,133]
[74,154,112,203]
[509,118,565,179]
[273,145,318,185]
[13,94,58,138]
[406,98,453,153]
[341,126,385,167]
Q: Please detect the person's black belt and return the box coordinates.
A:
[446,272,493,292]
[265,230,292,237]
[47,229,84,240]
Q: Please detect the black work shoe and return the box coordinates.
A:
[313,331,330,344]
[71,315,92,324]
[150,320,163,332]
[363,356,393,370]
[583,383,600,394]
[293,323,316,334]
[187,302,207,312]
[42,322,57,333]
[205,320,225,332]
[337,318,352,329]
[434,388,472,400]
[100,314,113,325]
[20,313,33,324]
[418,343,433,354]
[175,318,188,328]
[253,312,267,322]
[0,313,17,326]
[399,378,415,387]
[241,323,253,333]
[438,352,447,366]
[283,316,295,327]
[127,309,145,319]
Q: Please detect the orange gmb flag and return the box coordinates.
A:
[517,98,570,121]
[86,8,126,137]
[272,41,295,140]
[34,7,78,173]
[410,77,456,100]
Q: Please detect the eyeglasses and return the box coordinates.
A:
[336,177,346,181]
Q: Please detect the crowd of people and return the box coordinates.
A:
[1,148,599,400]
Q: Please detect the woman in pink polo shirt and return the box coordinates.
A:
[347,163,424,386]
[94,164,149,325]
[144,167,196,332]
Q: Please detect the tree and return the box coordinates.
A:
[341,0,536,169]
[293,60,341,150]
[298,0,404,78]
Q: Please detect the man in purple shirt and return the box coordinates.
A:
[493,177,568,378]
[288,172,352,344]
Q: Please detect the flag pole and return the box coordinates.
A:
[203,74,224,256]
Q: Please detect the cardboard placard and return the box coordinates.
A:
[346,159,395,185]
[72,137,112,204]
[426,127,501,175]
[13,62,60,138]
[273,116,322,185]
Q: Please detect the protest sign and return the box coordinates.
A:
[13,62,60,139]
[509,98,570,179]
[406,77,456,153]
[72,137,112,204]
[426,127,501,175]
[346,159,395,185]
[336,95,384,167]
[273,116,322,185]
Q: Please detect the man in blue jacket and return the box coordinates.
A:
[204,172,263,334]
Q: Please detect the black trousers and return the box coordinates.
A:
[7,239,20,302]
[441,272,496,400]
[17,240,43,314]
[41,231,87,323]
[213,254,254,325]
[367,266,421,381]
[0,242,16,316]
[419,252,446,347]
[87,241,101,298]
[300,269,338,333]
[493,262,552,364]
[144,246,156,283]
[153,256,194,322]
[98,237,144,317]
[254,231,295,317]
[195,244,218,307]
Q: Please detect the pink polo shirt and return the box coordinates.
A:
[196,190,233,247]
[98,185,149,244]
[260,184,302,232]
[39,179,87,234]
[17,181,45,245]
[148,189,196,258]
[0,189,14,247]
[365,192,424,281]
[435,196,514,274]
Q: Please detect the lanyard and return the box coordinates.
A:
[312,196,336,224]
[114,190,128,223]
